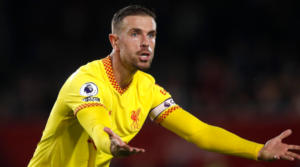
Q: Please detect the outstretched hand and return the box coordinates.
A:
[103,127,145,157]
[258,129,300,161]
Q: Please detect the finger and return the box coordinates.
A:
[132,147,145,153]
[103,127,124,144]
[280,154,294,161]
[131,148,145,154]
[121,145,145,154]
[140,148,145,153]
[130,148,139,154]
[135,147,145,153]
[286,151,300,160]
[103,127,114,137]
[120,144,134,152]
[288,145,300,150]
[277,129,292,140]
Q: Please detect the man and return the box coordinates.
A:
[28,5,300,167]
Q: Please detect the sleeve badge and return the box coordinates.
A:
[80,82,98,96]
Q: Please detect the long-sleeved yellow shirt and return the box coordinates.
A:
[28,55,264,167]
[28,56,173,167]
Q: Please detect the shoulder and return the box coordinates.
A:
[72,60,102,80]
[128,71,157,97]
[67,59,107,84]
[136,71,156,84]
[65,59,107,94]
[135,71,157,90]
[135,71,168,92]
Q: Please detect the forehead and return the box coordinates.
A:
[121,15,156,31]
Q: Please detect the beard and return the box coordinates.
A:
[132,58,153,71]
[121,53,154,72]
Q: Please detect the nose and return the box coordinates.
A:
[140,34,150,47]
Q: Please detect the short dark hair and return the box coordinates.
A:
[112,5,156,34]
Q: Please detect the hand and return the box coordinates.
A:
[257,129,300,161]
[103,127,145,157]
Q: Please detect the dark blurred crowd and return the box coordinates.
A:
[1,0,300,123]
[1,1,300,167]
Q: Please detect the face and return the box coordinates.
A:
[116,15,156,71]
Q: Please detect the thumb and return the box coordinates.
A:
[103,127,125,147]
[103,127,114,137]
[277,129,292,140]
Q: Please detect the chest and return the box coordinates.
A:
[104,88,154,142]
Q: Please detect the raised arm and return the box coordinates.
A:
[158,107,300,161]
[158,107,264,160]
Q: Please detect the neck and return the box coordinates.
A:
[110,51,137,89]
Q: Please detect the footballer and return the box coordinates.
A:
[28,5,300,167]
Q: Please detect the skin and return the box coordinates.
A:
[257,129,300,161]
[105,15,157,157]
[109,15,156,89]
[104,127,145,157]
[104,15,300,161]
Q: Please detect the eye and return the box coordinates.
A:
[148,33,156,39]
[131,33,138,37]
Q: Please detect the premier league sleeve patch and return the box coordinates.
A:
[80,82,98,96]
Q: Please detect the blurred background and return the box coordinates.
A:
[1,0,300,166]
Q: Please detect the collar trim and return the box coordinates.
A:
[102,56,132,95]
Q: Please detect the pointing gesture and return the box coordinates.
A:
[258,129,300,161]
[103,127,145,157]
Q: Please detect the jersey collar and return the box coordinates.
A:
[102,56,132,95]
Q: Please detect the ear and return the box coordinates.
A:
[109,34,119,51]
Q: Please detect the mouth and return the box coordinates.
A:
[138,52,151,61]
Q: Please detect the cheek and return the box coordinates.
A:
[130,38,140,47]
[126,38,140,49]
[120,38,138,53]
[150,39,156,48]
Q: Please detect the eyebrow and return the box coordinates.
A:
[129,28,157,34]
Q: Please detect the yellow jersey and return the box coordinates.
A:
[28,56,178,167]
